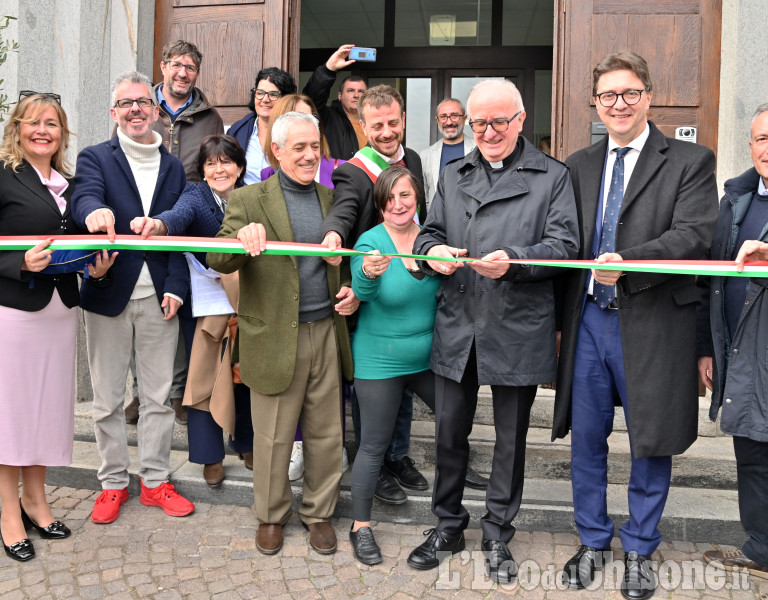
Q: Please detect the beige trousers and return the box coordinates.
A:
[249,316,343,525]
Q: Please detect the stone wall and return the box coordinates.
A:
[717,0,768,190]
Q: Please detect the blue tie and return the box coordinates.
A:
[594,147,630,309]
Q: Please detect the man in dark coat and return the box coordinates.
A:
[552,52,718,599]
[303,44,367,160]
[406,79,578,583]
[697,103,768,581]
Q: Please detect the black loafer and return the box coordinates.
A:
[407,528,465,570]
[482,539,517,583]
[562,545,612,589]
[621,552,656,600]
[383,456,428,491]
[20,502,71,539]
[0,525,35,562]
[465,466,489,490]
[373,469,407,505]
[350,525,382,565]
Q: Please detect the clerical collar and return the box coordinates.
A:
[480,139,522,170]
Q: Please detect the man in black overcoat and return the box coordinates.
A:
[552,52,718,600]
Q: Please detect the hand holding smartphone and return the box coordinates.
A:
[349,47,376,62]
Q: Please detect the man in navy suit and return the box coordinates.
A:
[552,52,718,599]
[72,71,195,525]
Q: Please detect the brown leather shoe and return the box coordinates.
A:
[704,549,768,580]
[239,452,253,470]
[171,398,187,425]
[203,462,224,488]
[256,523,283,555]
[304,521,337,554]
[124,396,140,424]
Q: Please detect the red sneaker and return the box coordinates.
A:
[139,480,195,517]
[91,488,129,524]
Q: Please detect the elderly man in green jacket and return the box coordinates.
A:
[208,111,355,557]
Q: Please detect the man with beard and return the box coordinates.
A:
[152,40,224,182]
[420,98,476,210]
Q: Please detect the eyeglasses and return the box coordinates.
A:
[18,90,61,104]
[594,89,647,107]
[437,113,465,123]
[468,111,522,133]
[164,60,199,74]
[252,88,282,101]
[114,97,155,109]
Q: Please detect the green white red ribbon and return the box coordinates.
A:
[2,234,768,278]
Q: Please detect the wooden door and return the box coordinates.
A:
[154,0,300,125]
[552,0,721,160]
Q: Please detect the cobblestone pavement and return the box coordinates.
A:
[0,485,766,600]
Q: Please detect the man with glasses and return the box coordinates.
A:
[419,98,476,211]
[407,79,578,583]
[72,71,194,525]
[303,44,368,160]
[552,52,718,600]
[152,40,223,183]
[142,39,223,428]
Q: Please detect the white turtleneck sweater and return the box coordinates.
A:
[117,128,162,300]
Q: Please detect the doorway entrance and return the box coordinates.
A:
[298,0,555,153]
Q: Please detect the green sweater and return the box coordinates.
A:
[351,224,440,379]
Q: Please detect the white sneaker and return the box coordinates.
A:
[342,447,349,473]
[288,441,304,481]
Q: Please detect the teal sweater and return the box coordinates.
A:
[351,224,440,379]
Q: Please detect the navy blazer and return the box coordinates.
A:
[71,135,189,317]
[0,161,81,311]
[154,180,225,266]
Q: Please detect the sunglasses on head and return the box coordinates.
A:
[18,90,62,104]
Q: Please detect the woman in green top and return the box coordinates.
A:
[349,166,440,565]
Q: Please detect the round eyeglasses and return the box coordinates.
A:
[594,89,647,108]
[468,110,522,134]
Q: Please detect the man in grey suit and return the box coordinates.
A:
[419,98,476,211]
[552,52,718,599]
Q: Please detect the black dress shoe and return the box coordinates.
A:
[373,469,407,505]
[350,525,382,565]
[407,528,465,570]
[621,552,656,600]
[20,502,71,539]
[0,525,35,562]
[562,545,612,589]
[383,456,428,491]
[464,466,489,490]
[482,539,517,583]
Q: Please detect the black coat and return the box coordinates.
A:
[413,139,579,385]
[0,161,81,311]
[323,147,425,247]
[553,122,719,458]
[303,65,361,161]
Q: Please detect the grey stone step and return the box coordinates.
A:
[413,387,724,438]
[58,395,743,546]
[49,440,742,546]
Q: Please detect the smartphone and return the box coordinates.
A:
[349,46,376,62]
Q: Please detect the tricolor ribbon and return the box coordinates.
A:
[3,235,768,278]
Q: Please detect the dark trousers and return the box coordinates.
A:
[432,346,536,542]
[187,383,254,464]
[571,301,672,555]
[733,435,768,564]
[351,371,436,522]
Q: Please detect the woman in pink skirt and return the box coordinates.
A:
[0,92,113,561]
